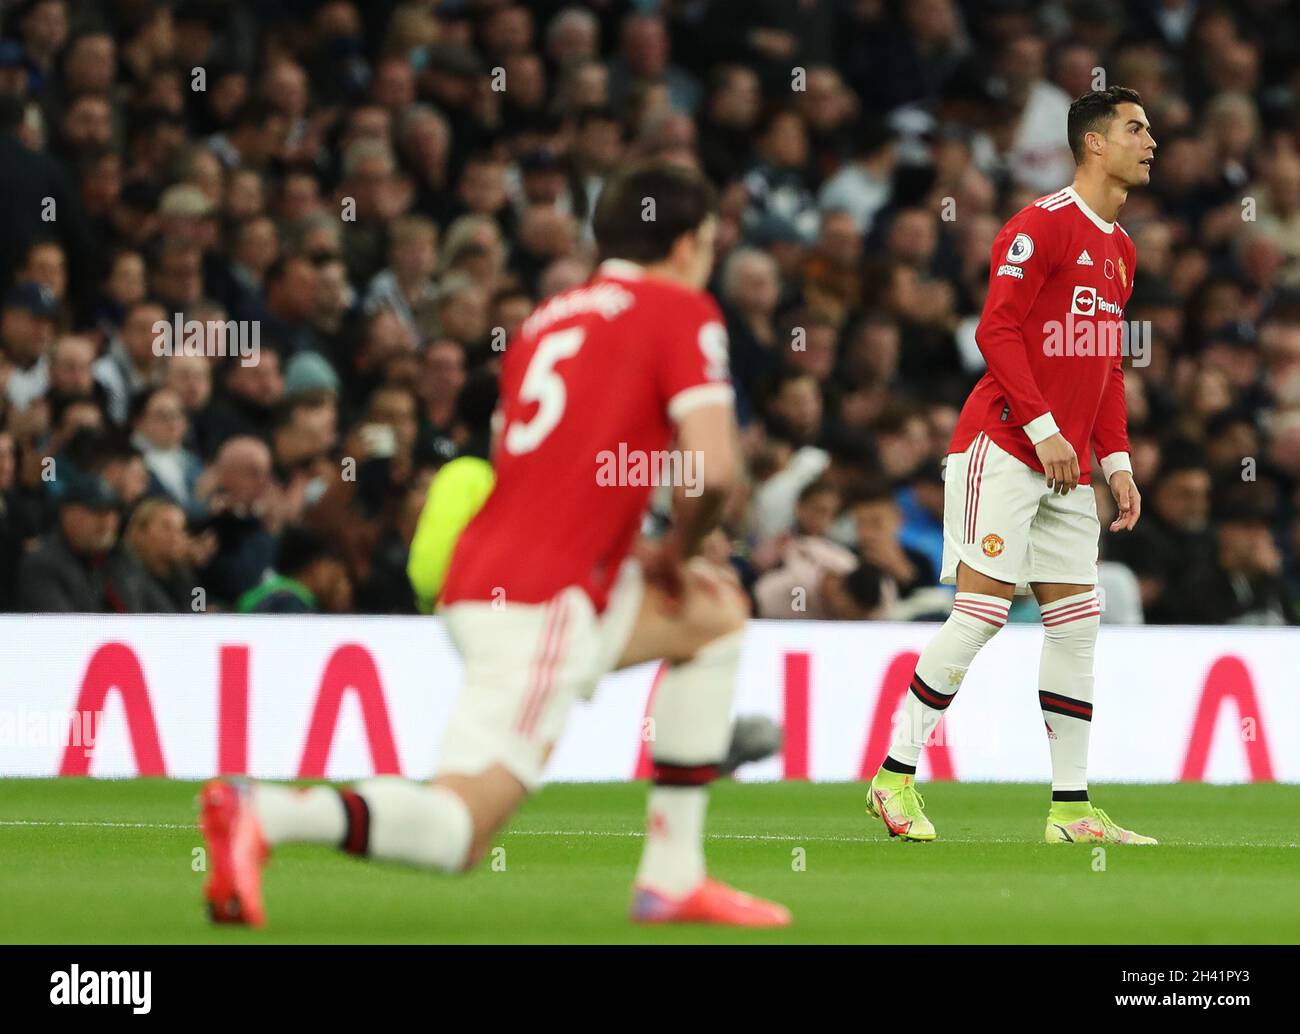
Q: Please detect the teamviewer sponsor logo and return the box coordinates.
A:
[50,966,151,1014]
[1069,286,1124,318]
[595,443,704,497]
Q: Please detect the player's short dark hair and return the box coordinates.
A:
[1067,87,1143,164]
[593,161,717,264]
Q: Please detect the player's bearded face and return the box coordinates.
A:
[1104,102,1156,188]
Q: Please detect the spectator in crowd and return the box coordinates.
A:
[848,481,937,601]
[821,561,893,620]
[752,478,841,573]
[94,298,165,424]
[164,352,215,455]
[197,435,277,607]
[15,470,121,612]
[363,214,439,341]
[818,115,896,236]
[606,11,700,116]
[742,107,820,245]
[2,282,59,410]
[119,497,200,613]
[755,532,858,619]
[719,246,781,417]
[203,346,283,450]
[698,64,761,188]
[130,385,205,520]
[1204,480,1298,624]
[1106,450,1220,624]
[0,91,94,321]
[236,524,352,614]
[0,427,43,610]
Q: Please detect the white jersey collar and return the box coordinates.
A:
[597,258,645,279]
[1065,186,1115,234]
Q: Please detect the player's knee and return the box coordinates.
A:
[677,592,746,662]
[948,596,1011,646]
[1041,591,1101,650]
[1043,613,1099,655]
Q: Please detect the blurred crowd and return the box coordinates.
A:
[1,0,1299,625]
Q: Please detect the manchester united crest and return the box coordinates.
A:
[1118,257,1127,289]
[981,533,1005,558]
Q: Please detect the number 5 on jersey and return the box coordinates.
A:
[503,327,586,454]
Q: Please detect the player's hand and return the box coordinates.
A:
[1108,470,1141,531]
[640,535,687,612]
[1035,433,1079,494]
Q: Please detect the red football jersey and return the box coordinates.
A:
[440,259,734,612]
[950,186,1136,485]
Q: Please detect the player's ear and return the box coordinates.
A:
[670,228,697,265]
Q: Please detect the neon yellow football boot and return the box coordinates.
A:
[1045,804,1157,845]
[866,770,936,842]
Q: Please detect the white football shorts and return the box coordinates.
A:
[940,431,1100,595]
[437,559,644,789]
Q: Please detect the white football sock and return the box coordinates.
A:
[885,592,1009,769]
[638,786,709,897]
[352,776,474,873]
[636,629,742,896]
[1038,590,1101,793]
[253,784,346,845]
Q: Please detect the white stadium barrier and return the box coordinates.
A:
[0,616,1294,783]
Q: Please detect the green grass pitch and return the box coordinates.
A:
[2,779,1297,944]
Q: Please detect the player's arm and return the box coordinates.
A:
[647,396,739,605]
[672,399,738,555]
[1095,237,1139,529]
[649,301,739,597]
[977,210,1079,491]
[1092,335,1140,532]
